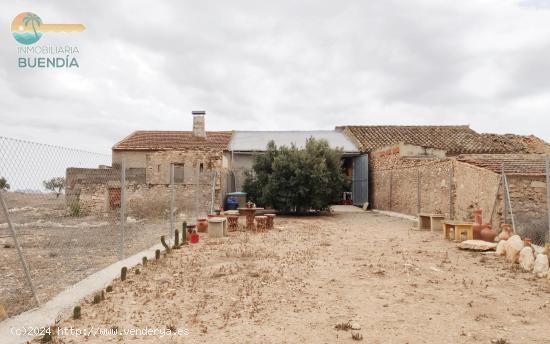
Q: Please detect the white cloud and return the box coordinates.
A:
[0,0,549,153]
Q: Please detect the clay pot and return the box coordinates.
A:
[480,224,497,242]
[197,218,208,233]
[472,208,483,240]
[499,223,512,241]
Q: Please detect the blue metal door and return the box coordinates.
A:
[352,154,369,206]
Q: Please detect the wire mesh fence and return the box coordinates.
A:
[0,136,224,319]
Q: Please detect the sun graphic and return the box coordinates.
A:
[11,12,43,45]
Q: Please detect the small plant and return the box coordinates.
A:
[161,235,171,253]
[106,285,113,292]
[121,266,128,281]
[40,331,52,343]
[142,256,148,266]
[73,306,81,319]
[155,249,161,260]
[101,290,105,301]
[135,268,140,275]
[70,204,81,217]
[351,332,363,341]
[335,321,352,331]
[92,294,101,304]
[173,229,180,249]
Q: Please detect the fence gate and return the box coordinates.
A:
[352,154,369,206]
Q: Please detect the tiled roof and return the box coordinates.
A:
[339,125,523,154]
[112,131,233,151]
[481,134,550,154]
[457,154,549,176]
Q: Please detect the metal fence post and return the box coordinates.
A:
[389,171,393,211]
[417,169,421,215]
[545,155,550,243]
[119,157,126,260]
[448,163,454,220]
[0,191,40,306]
[195,163,199,222]
[502,163,507,225]
[503,173,516,233]
[170,163,175,243]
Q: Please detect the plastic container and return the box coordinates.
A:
[226,192,247,208]
[190,232,199,244]
[224,196,239,210]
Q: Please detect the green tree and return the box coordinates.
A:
[243,138,349,213]
[43,177,65,198]
[23,13,42,41]
[0,177,10,191]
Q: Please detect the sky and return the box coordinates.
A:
[1,0,550,154]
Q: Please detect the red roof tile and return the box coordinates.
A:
[457,154,549,176]
[339,125,526,154]
[112,131,233,151]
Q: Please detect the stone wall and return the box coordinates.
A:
[507,175,548,243]
[65,167,146,215]
[370,144,549,242]
[453,162,501,225]
[112,151,149,168]
[370,153,454,217]
[69,149,226,218]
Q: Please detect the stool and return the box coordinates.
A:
[227,215,239,232]
[255,216,268,232]
[208,218,225,238]
[417,213,445,231]
[266,214,276,229]
[442,221,474,242]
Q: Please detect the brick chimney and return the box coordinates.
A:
[192,110,206,138]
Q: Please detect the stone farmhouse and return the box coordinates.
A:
[339,125,550,243]
[66,113,550,243]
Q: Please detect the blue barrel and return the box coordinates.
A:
[224,196,239,210]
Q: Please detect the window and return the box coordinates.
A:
[199,163,204,173]
[174,164,185,183]
[157,164,161,173]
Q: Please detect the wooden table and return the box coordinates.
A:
[418,213,445,231]
[442,220,474,241]
[238,208,264,231]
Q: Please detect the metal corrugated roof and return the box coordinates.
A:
[229,131,359,153]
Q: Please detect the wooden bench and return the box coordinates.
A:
[442,221,474,241]
[417,213,445,231]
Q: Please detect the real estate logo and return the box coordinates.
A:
[11,12,85,68]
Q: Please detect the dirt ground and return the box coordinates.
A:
[34,210,550,344]
[0,193,171,317]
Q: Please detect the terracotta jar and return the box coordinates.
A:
[472,208,483,240]
[197,218,208,233]
[480,223,497,242]
[499,224,512,240]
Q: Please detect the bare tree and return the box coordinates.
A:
[43,177,65,198]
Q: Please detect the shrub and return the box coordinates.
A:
[243,138,349,213]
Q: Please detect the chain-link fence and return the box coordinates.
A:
[0,136,221,319]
